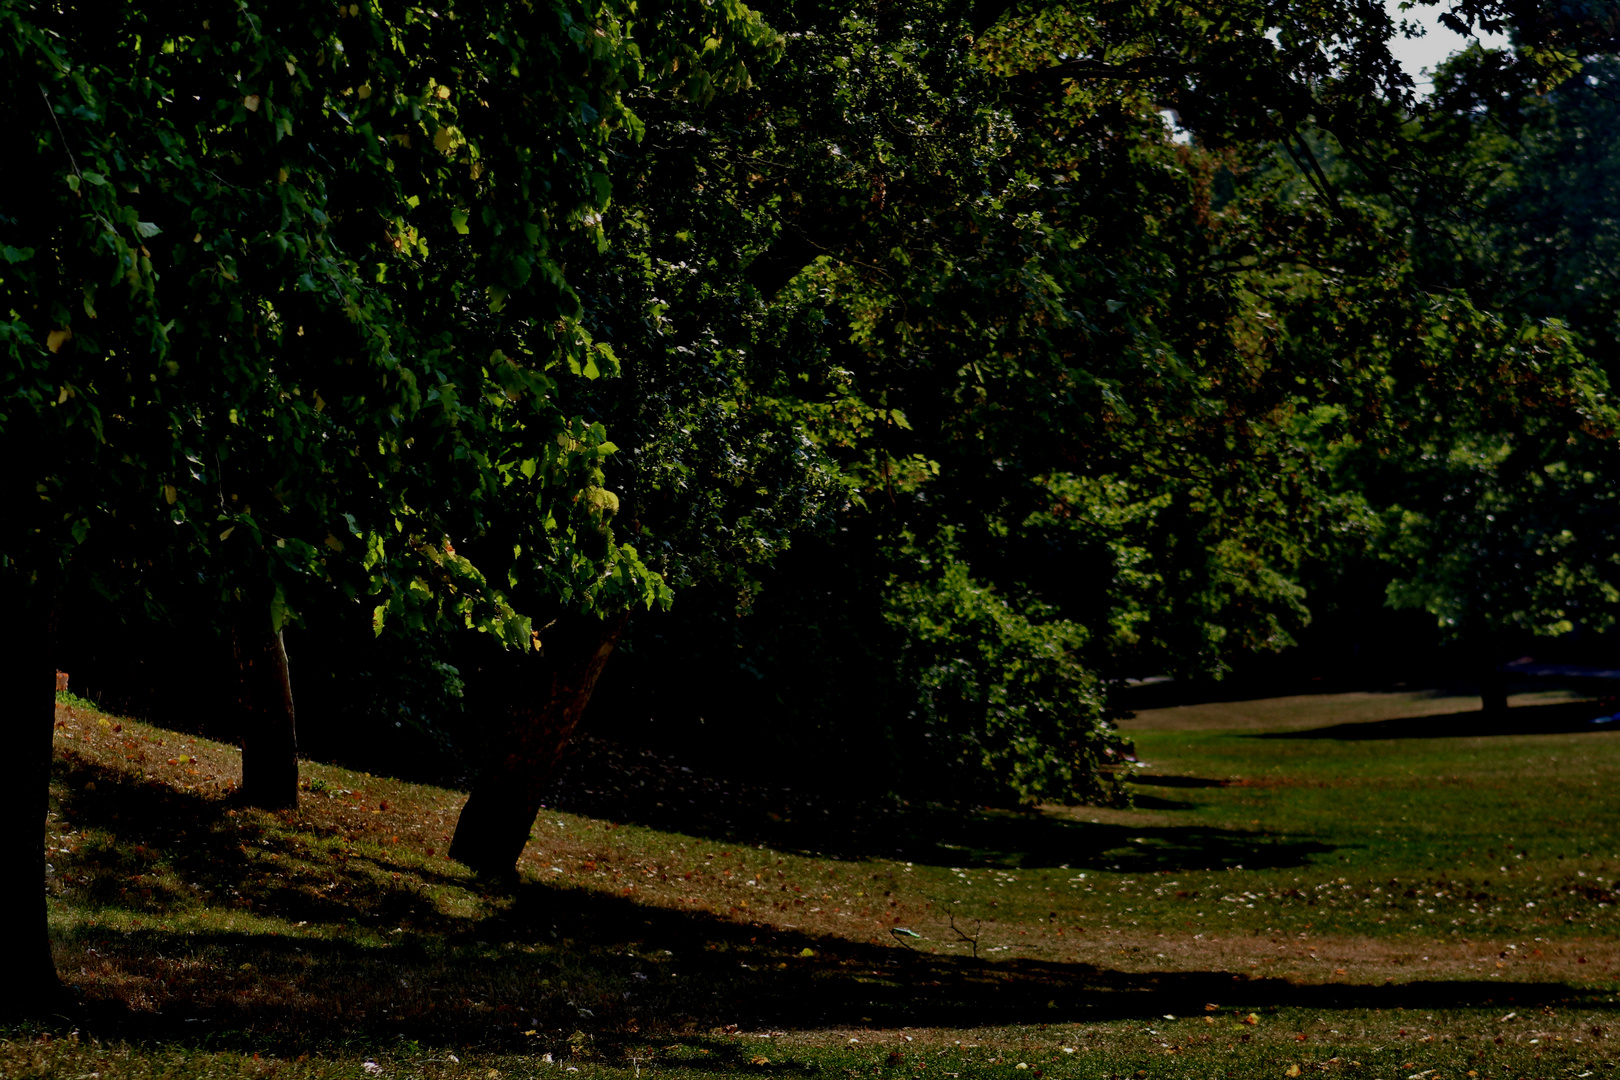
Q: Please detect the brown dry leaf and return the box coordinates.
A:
[47,327,72,353]
[243,94,260,112]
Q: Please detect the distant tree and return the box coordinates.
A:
[573,0,1465,802]
[1310,49,1620,704]
[583,0,1620,799]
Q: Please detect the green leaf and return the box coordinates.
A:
[451,207,470,235]
[133,221,162,238]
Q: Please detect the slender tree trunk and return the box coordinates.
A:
[234,616,299,809]
[1480,657,1509,716]
[450,612,629,877]
[0,588,66,1019]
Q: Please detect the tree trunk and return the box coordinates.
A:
[234,617,299,809]
[1480,658,1509,716]
[450,612,629,877]
[0,591,66,1019]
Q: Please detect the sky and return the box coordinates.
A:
[1163,4,1509,139]
[1384,0,1511,93]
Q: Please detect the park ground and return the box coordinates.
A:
[4,685,1619,1079]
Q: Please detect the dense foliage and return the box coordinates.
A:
[1,0,799,758]
[10,0,1620,813]
[585,0,1617,803]
[1302,49,1620,663]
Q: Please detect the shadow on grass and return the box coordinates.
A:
[51,748,1332,939]
[47,883,1615,1056]
[1128,776,1231,789]
[37,755,1612,1057]
[541,740,1330,873]
[51,750,469,933]
[1256,699,1620,742]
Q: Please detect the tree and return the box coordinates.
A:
[573,0,1427,802]
[3,0,775,1009]
[1224,41,1620,706]
[1324,48,1620,700]
[581,0,1620,802]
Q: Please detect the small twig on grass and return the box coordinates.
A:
[948,913,982,959]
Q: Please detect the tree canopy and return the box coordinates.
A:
[8,0,1620,947]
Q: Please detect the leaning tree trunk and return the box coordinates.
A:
[0,589,66,1018]
[233,615,300,809]
[450,612,629,877]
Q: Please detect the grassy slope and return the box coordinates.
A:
[4,687,1620,1079]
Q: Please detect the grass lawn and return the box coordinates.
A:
[5,686,1619,1079]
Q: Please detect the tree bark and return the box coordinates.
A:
[234,617,300,809]
[0,589,66,1019]
[450,612,629,877]
[1480,658,1509,716]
